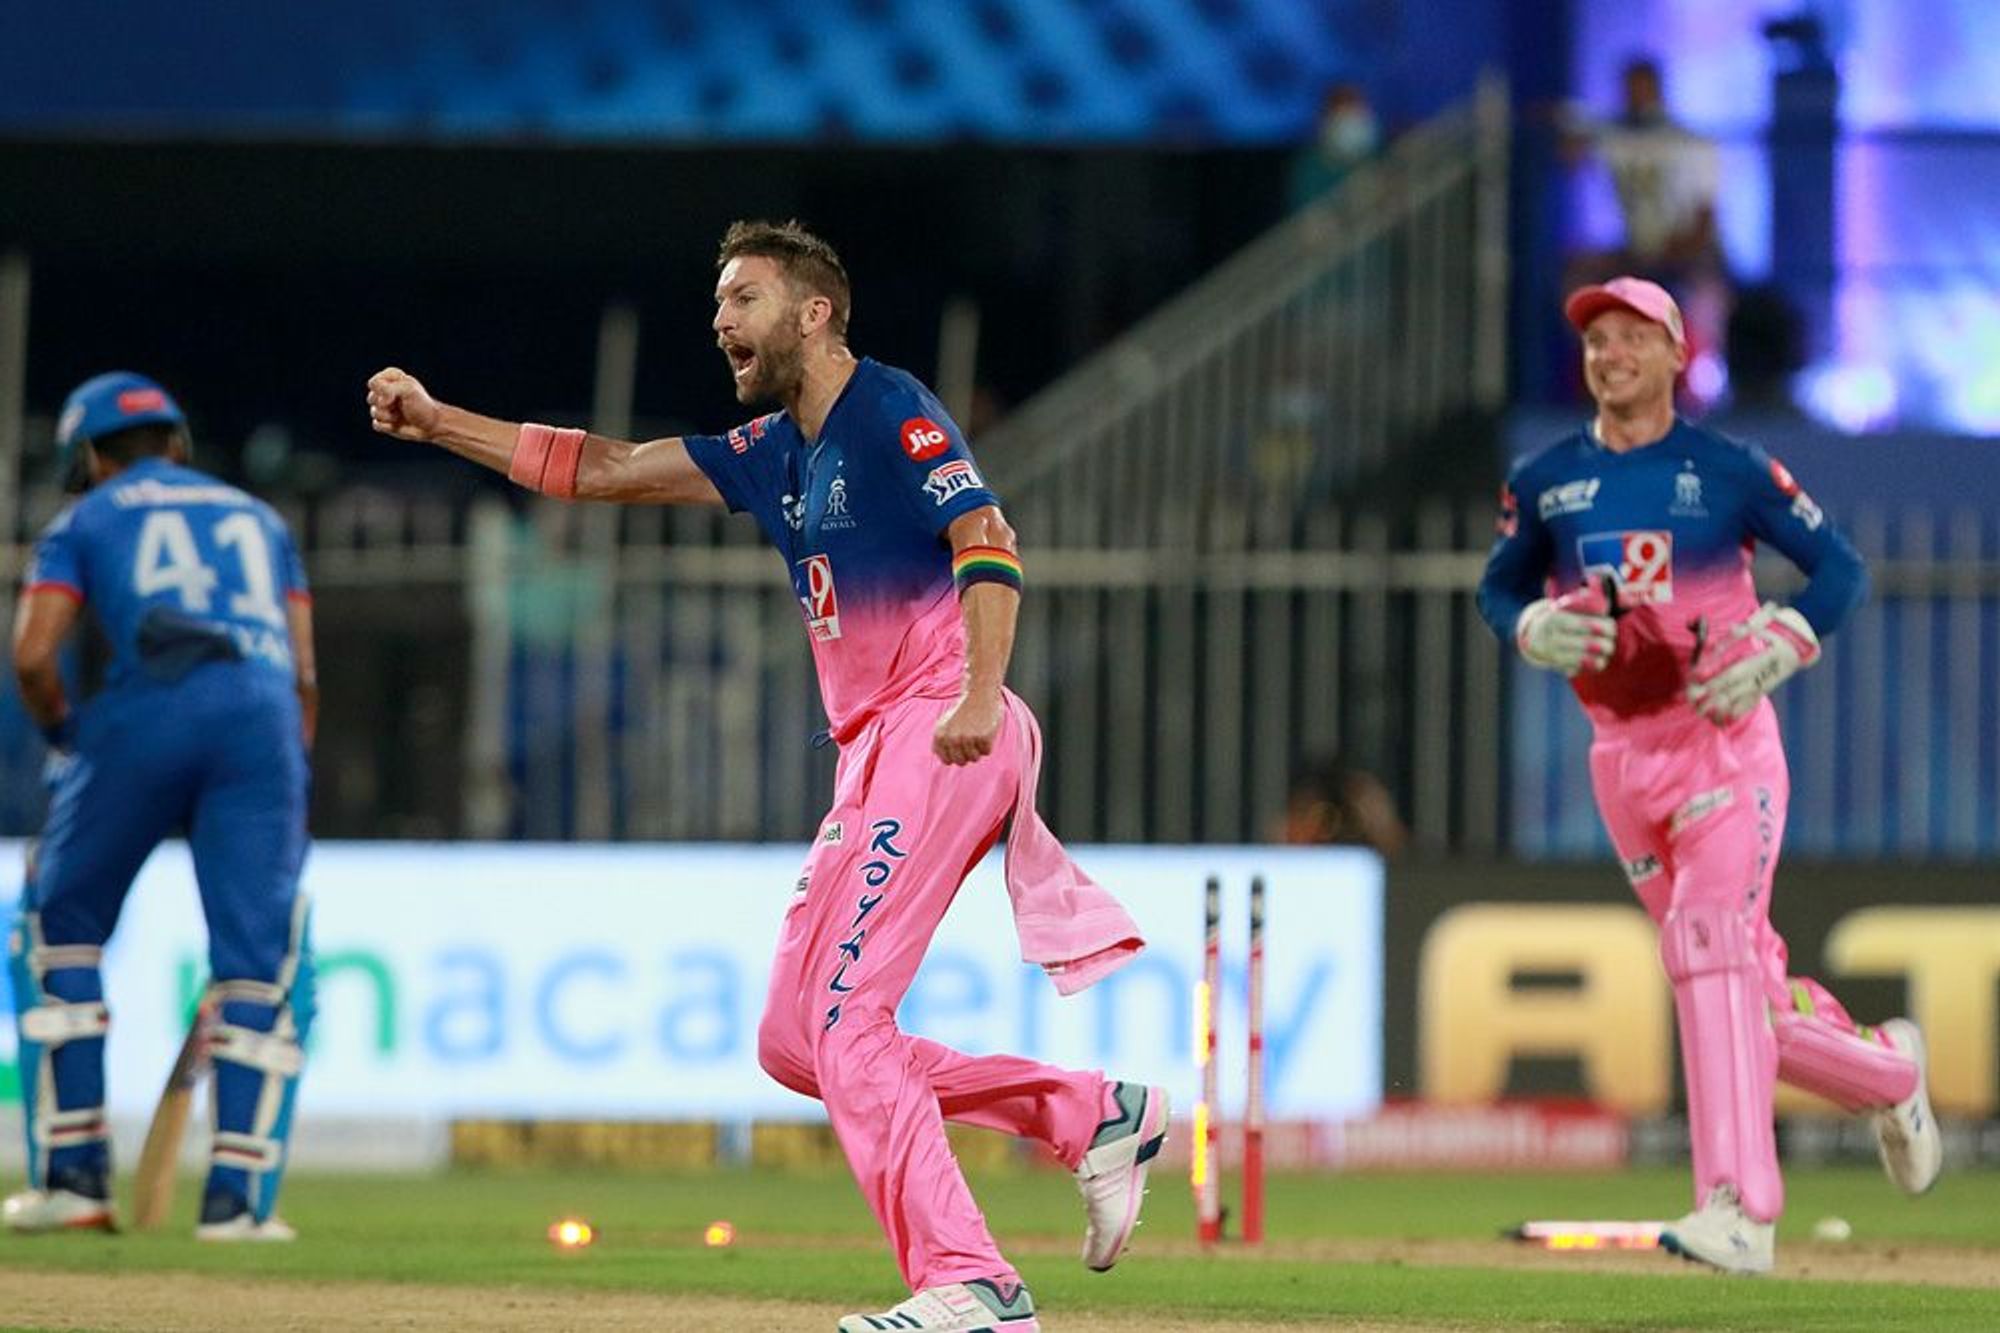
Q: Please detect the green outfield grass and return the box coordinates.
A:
[2,1164,1997,1330]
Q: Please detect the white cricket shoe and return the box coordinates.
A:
[1660,1185,1773,1275]
[196,1212,298,1242]
[1873,1018,1943,1197]
[2,1187,116,1233]
[836,1278,1038,1332]
[1075,1081,1170,1272]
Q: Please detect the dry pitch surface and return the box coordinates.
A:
[10,1237,1999,1333]
[5,1270,1310,1332]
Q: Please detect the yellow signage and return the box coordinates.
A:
[1419,904,2000,1117]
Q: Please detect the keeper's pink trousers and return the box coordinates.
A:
[1589,703,1917,1223]
[756,692,1112,1291]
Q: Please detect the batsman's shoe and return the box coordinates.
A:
[2,1187,117,1233]
[1075,1081,1170,1271]
[1873,1018,1943,1197]
[1660,1185,1773,1275]
[196,1212,297,1242]
[835,1277,1038,1332]
[197,1193,296,1242]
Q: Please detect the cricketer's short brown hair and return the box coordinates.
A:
[718,219,852,340]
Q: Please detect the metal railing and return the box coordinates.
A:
[983,75,1511,552]
[453,498,1506,848]
[0,479,1993,857]
[416,493,1999,859]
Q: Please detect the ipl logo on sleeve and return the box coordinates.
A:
[797,554,842,641]
[1578,530,1674,605]
[923,460,982,506]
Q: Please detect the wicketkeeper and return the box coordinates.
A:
[1478,278,1941,1275]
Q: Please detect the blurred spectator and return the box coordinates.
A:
[1250,349,1323,513]
[1567,57,1722,271]
[1260,87,1388,514]
[1287,83,1381,211]
[1272,754,1408,857]
[1561,56,1731,405]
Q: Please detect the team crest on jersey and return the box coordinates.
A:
[797,553,841,641]
[924,460,982,506]
[1495,484,1519,538]
[821,474,857,531]
[1538,478,1600,519]
[1578,530,1673,605]
[901,417,951,461]
[1670,463,1707,517]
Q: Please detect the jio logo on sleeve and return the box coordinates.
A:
[900,417,951,462]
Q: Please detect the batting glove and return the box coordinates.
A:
[1687,602,1819,725]
[1515,578,1618,676]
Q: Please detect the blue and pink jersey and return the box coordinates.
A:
[24,458,310,695]
[1477,418,1867,727]
[684,358,999,741]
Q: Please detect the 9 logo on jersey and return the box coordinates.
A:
[796,553,842,641]
[1577,530,1673,606]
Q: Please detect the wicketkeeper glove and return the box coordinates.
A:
[1686,602,1820,725]
[1515,578,1618,676]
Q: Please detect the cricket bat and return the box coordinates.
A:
[131,1000,213,1231]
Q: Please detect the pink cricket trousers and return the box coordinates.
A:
[756,691,1111,1292]
[1589,702,1917,1223]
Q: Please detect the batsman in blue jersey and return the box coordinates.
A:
[5,373,318,1240]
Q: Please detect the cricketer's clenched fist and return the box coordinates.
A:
[367,367,442,441]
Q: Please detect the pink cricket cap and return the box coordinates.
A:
[1564,276,1686,347]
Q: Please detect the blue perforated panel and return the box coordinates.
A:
[0,1,1393,144]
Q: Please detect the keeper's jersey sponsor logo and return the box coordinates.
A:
[1578,529,1673,606]
[1538,478,1600,519]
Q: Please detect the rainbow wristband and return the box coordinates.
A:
[952,545,1023,596]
